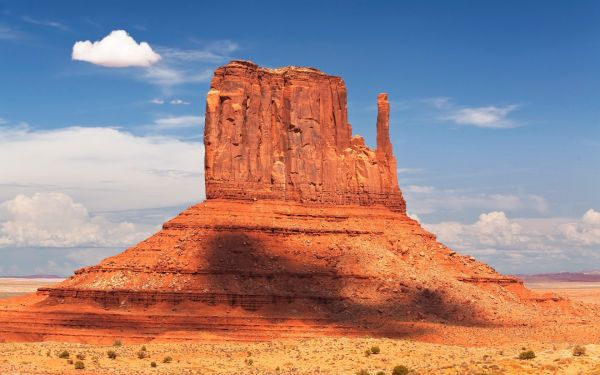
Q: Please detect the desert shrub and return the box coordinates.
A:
[107,350,117,359]
[364,349,371,357]
[392,365,409,375]
[573,345,586,356]
[245,358,254,365]
[67,359,73,364]
[150,361,157,368]
[356,370,370,375]
[76,353,85,360]
[141,345,147,352]
[376,371,386,375]
[137,350,148,359]
[370,346,380,354]
[163,356,173,363]
[58,350,70,359]
[74,361,85,370]
[518,350,536,360]
[113,339,122,347]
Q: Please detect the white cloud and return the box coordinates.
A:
[0,24,24,40]
[405,186,549,215]
[170,99,190,105]
[153,115,204,130]
[405,185,434,193]
[424,209,600,272]
[21,16,68,31]
[143,66,212,86]
[560,209,600,246]
[151,99,164,105]
[0,193,149,247]
[444,105,519,128]
[397,167,424,174]
[72,30,161,68]
[0,126,204,212]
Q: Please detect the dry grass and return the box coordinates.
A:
[1,338,600,374]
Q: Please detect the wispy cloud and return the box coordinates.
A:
[0,24,25,40]
[152,115,204,130]
[444,104,520,129]
[21,15,68,31]
[170,99,190,105]
[389,96,522,129]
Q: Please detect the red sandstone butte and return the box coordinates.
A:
[204,60,405,211]
[0,60,596,345]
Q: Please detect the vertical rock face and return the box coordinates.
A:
[204,60,406,212]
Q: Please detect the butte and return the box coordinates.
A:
[0,60,594,345]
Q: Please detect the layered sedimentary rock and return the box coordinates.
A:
[0,61,580,344]
[204,60,405,212]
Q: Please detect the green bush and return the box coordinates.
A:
[163,356,173,363]
[370,346,380,354]
[74,361,85,370]
[113,339,122,347]
[518,350,535,360]
[107,350,117,359]
[392,365,409,375]
[150,361,157,368]
[58,350,70,359]
[573,345,586,356]
[376,371,386,375]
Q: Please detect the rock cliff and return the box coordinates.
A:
[0,60,579,345]
[204,60,405,212]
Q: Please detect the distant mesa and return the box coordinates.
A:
[0,60,592,345]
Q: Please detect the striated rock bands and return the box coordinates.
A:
[204,60,406,212]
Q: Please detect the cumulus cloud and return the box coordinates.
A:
[424,209,600,273]
[72,30,161,68]
[560,209,600,246]
[444,105,520,128]
[151,99,164,105]
[0,193,149,247]
[0,126,204,212]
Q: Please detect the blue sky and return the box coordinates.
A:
[0,0,598,275]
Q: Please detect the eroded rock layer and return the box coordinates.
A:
[0,60,589,344]
[204,60,405,212]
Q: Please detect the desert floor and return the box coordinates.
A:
[0,279,599,375]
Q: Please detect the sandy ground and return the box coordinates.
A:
[1,338,599,374]
[1,279,599,374]
[526,281,600,305]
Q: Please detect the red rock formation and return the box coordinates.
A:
[0,60,587,345]
[204,60,405,212]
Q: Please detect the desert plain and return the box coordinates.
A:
[1,277,600,375]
